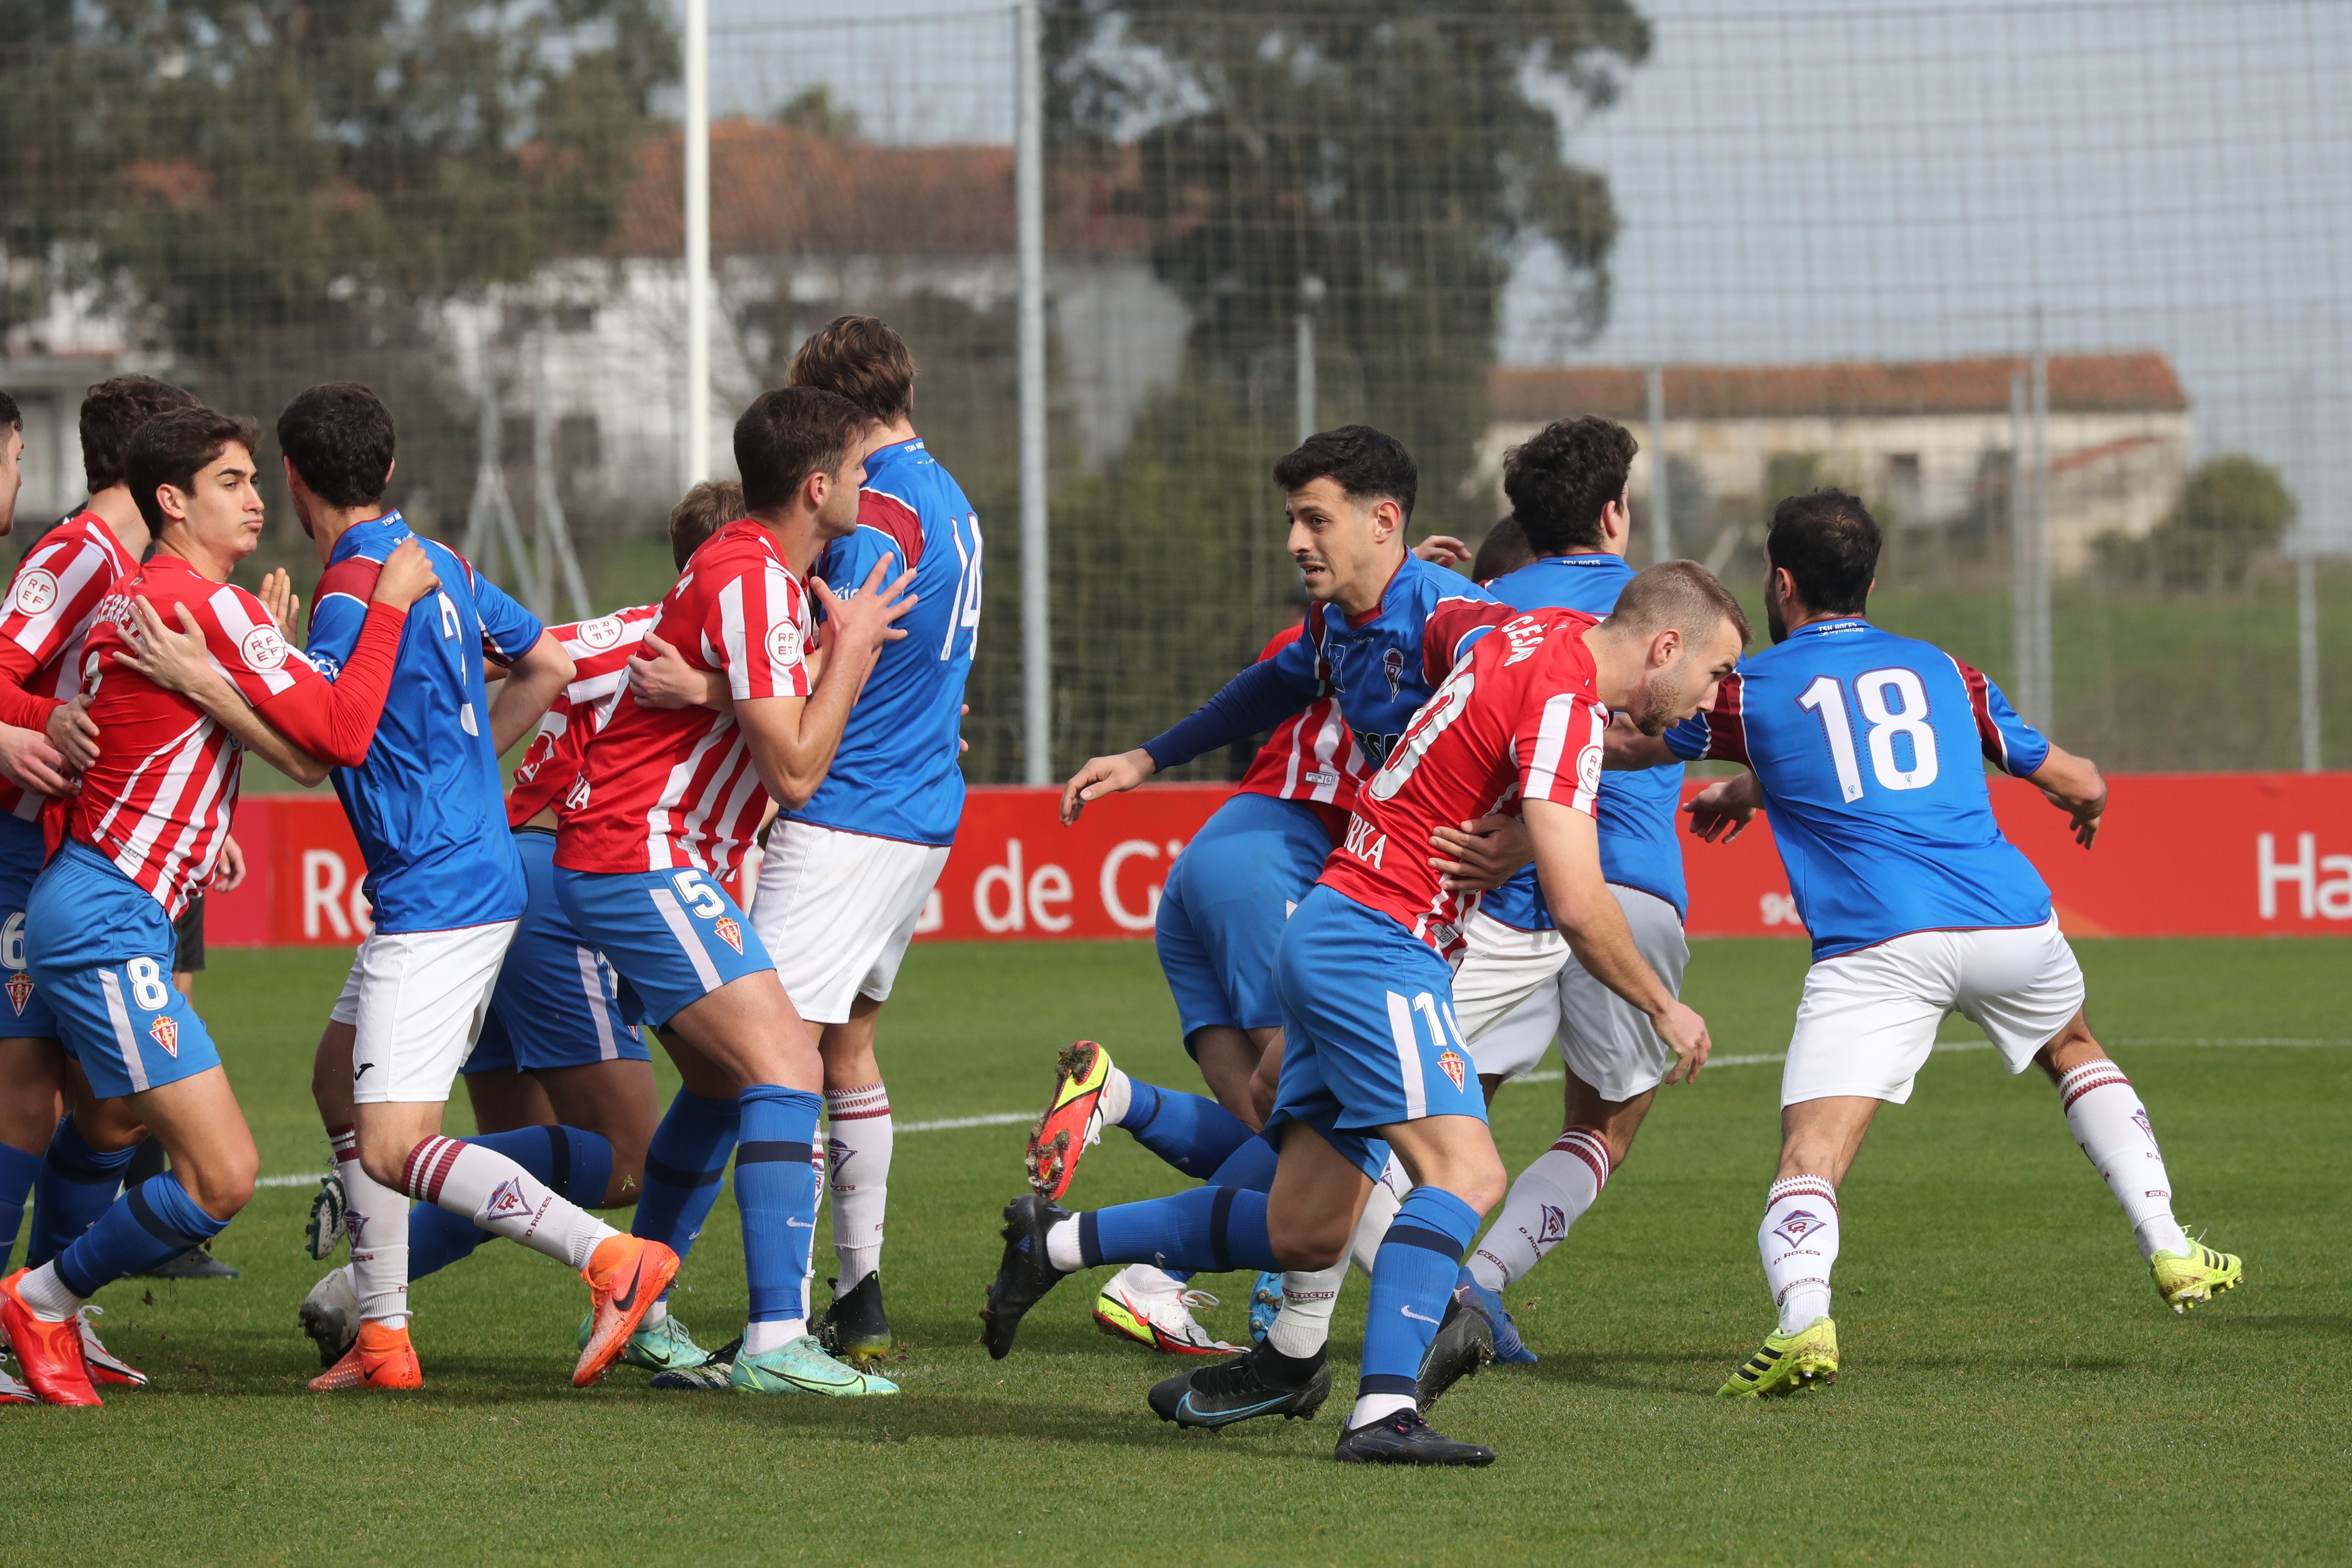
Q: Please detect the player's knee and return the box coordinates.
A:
[355,1143,410,1194]
[1266,1211,1348,1272]
[180,1155,257,1220]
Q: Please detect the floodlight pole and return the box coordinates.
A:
[2009,370,2034,724]
[1017,0,1051,785]
[1646,364,1672,561]
[683,0,712,488]
[2292,366,2321,772]
[2029,309,2053,732]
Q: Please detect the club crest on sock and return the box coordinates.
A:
[147,1015,180,1058]
[1537,1204,1567,1243]
[1771,1208,1826,1248]
[713,916,743,954]
[1436,1047,1466,1092]
[5,972,31,1016]
[483,1178,530,1219]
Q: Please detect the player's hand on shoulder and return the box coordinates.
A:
[628,631,708,710]
[44,692,100,772]
[811,552,917,658]
[115,599,220,700]
[371,537,441,606]
[1060,747,1156,825]
[1429,813,1534,892]
[1684,772,1760,843]
[1653,999,1712,1084]
[0,722,76,798]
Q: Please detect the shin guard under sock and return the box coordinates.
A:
[1355,1187,1481,1422]
[1072,1185,1277,1275]
[52,1173,229,1300]
[26,1117,136,1268]
[404,1126,617,1280]
[735,1084,822,1341]
[1115,1080,1256,1180]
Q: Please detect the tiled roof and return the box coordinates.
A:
[1490,353,2187,420]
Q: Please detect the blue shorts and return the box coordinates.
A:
[24,843,220,1098]
[466,831,650,1075]
[0,813,58,1039]
[1155,793,1332,1050]
[554,863,773,1030]
[1266,884,1487,1182]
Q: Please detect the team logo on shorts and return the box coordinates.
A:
[1383,646,1405,698]
[1436,1046,1467,1092]
[576,616,625,651]
[240,622,288,672]
[713,916,744,954]
[148,1015,180,1058]
[1770,1208,1825,1248]
[4,972,31,1017]
[483,1178,530,1219]
[767,619,802,668]
[12,568,59,617]
[1537,1203,1568,1243]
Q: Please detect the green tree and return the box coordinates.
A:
[2103,453,2297,590]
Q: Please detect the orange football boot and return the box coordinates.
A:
[309,1320,423,1392]
[0,1269,101,1406]
[1025,1040,1112,1201]
[575,1234,679,1388]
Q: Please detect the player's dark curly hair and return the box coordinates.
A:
[1272,425,1416,520]
[1767,488,1881,615]
[277,383,395,508]
[127,407,262,538]
[790,315,916,425]
[1502,415,1637,555]
[80,376,199,494]
[735,386,870,514]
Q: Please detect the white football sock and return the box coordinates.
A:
[1045,1214,1086,1273]
[1098,1065,1133,1128]
[743,1317,803,1355]
[1347,1393,1416,1428]
[1467,1128,1611,1293]
[826,1081,892,1291]
[1266,1256,1345,1358]
[401,1134,616,1272]
[2058,1059,2190,1259]
[805,1142,825,1320]
[15,1259,83,1321]
[1348,1157,1408,1277]
[335,1124,411,1329]
[642,1298,668,1328]
[1759,1175,1841,1334]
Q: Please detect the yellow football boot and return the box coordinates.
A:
[1718,1316,1838,1398]
[2150,1241,2242,1314]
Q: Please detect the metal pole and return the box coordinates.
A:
[1016,0,1051,785]
[2009,369,2033,724]
[1294,310,1316,446]
[2029,312,2052,729]
[683,0,711,488]
[2293,367,2321,772]
[1645,364,1672,561]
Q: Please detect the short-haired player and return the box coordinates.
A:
[1632,489,2241,1396]
[983,563,1744,1464]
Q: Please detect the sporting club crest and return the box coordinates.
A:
[1770,1208,1825,1248]
[240,622,288,672]
[13,568,58,617]
[713,916,744,954]
[827,1136,853,1173]
[1537,1203,1568,1243]
[1383,646,1406,699]
[483,1178,530,1219]
[767,619,803,668]
[1436,1047,1467,1093]
[576,616,625,651]
[148,1015,180,1058]
[5,972,31,1017]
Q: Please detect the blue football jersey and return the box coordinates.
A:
[1475,553,1688,928]
[1266,554,1501,763]
[1666,616,2053,959]
[790,438,980,847]
[308,512,539,933]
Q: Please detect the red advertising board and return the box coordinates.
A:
[208,773,2352,947]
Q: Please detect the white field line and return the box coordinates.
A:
[249,1039,2349,1187]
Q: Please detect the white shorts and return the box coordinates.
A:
[752,821,950,1026]
[1781,917,2086,1108]
[1453,888,1690,1104]
[331,920,519,1104]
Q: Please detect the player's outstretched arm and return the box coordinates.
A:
[1685,768,1761,843]
[116,599,336,786]
[1526,797,1712,1082]
[0,720,74,798]
[487,630,575,754]
[2028,742,2108,848]
[1060,748,1155,824]
[1063,657,1315,824]
[736,555,916,808]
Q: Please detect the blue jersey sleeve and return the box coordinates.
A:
[304,554,382,679]
[472,569,544,665]
[806,528,900,634]
[1663,713,1712,763]
[1142,658,1315,773]
[1957,660,2050,776]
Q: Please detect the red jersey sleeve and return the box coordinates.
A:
[1419,598,1516,688]
[0,536,118,729]
[1702,673,1748,764]
[1514,643,1611,816]
[705,563,812,701]
[203,583,410,766]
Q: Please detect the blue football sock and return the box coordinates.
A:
[1203,1134,1278,1194]
[1358,1186,1482,1404]
[0,1141,39,1270]
[1117,1079,1256,1180]
[27,1117,137,1268]
[633,1088,741,1298]
[405,1126,616,1280]
[735,1084,821,1325]
[53,1173,229,1300]
[1079,1185,1277,1274]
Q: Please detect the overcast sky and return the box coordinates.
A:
[700,0,2351,548]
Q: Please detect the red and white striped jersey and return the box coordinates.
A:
[1320,606,1610,958]
[1234,624,1361,843]
[70,555,411,916]
[505,603,660,828]
[555,520,815,876]
[0,511,140,821]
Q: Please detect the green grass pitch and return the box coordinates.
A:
[7,937,2348,1565]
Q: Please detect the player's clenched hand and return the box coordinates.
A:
[812,554,917,660]
[1060,748,1155,825]
[628,631,707,710]
[45,692,99,773]
[1684,773,1761,843]
[1652,999,1712,1084]
[1428,814,1534,892]
[214,833,248,893]
[0,722,75,798]
[371,537,440,606]
[257,567,300,632]
[1412,535,1472,567]
[116,600,220,700]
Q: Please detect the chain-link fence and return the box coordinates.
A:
[3,0,2344,780]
